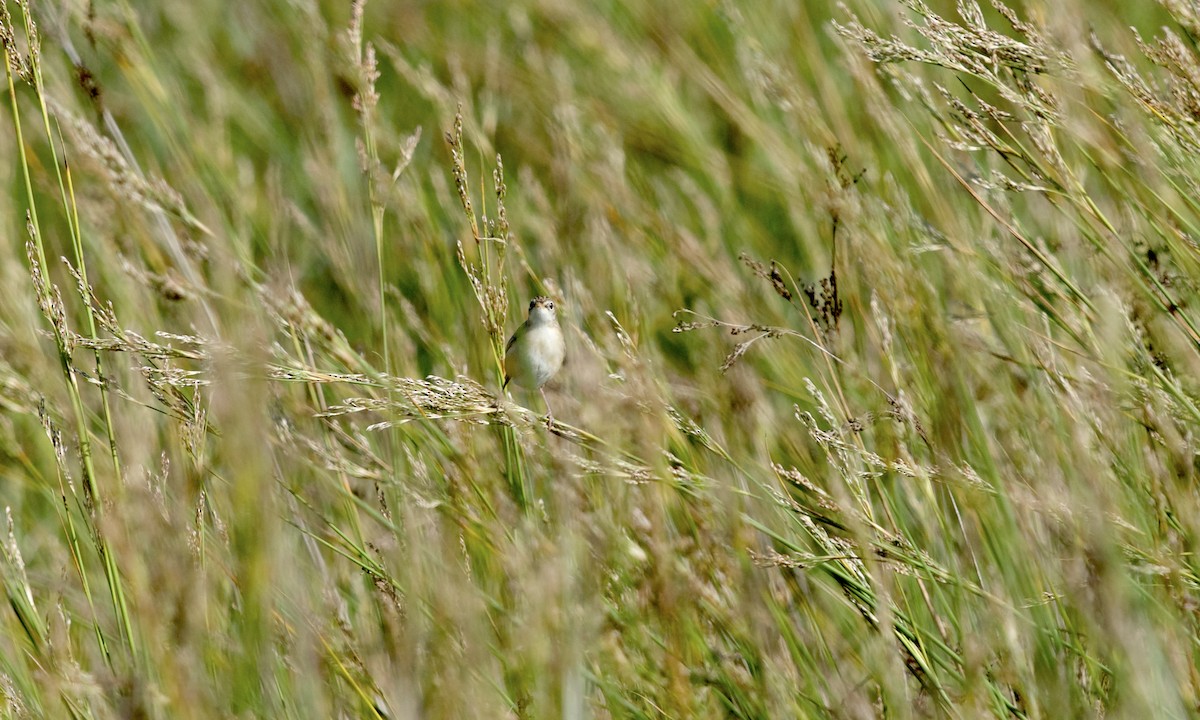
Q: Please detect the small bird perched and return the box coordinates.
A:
[504,296,566,417]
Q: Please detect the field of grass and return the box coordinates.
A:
[2,0,1200,716]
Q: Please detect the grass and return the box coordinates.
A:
[1,0,1199,716]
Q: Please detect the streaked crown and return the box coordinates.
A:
[529,296,556,312]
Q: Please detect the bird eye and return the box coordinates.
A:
[547,302,555,310]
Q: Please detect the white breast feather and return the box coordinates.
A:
[507,324,565,389]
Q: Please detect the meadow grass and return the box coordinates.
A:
[1,0,1199,717]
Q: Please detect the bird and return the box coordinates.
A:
[503,296,566,418]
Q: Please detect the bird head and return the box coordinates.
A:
[527,296,558,325]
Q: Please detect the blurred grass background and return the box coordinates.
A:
[2,0,1200,716]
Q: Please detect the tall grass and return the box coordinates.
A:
[1,0,1199,716]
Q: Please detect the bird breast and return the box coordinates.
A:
[506,323,565,389]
